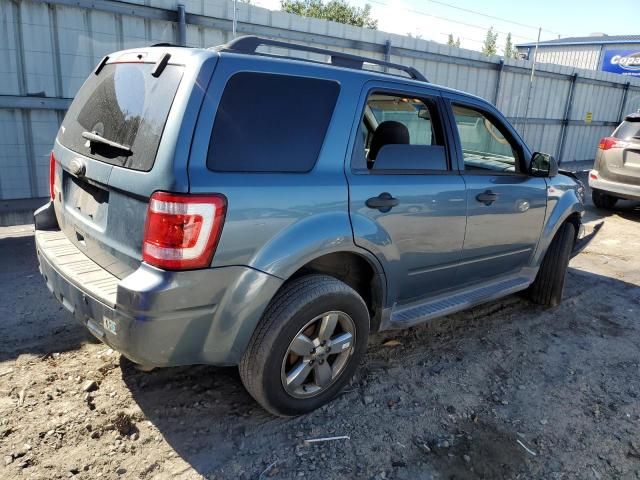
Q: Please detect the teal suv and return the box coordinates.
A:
[35,36,599,416]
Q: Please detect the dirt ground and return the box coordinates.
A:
[1,182,639,480]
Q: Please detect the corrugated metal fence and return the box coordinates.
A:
[2,0,640,202]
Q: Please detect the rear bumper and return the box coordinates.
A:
[589,171,640,201]
[35,202,283,367]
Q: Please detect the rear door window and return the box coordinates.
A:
[352,92,449,172]
[207,72,340,173]
[58,63,184,171]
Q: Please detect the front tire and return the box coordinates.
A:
[528,222,575,307]
[592,189,618,209]
[239,275,370,416]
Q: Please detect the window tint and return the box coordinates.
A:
[59,63,183,171]
[613,120,640,140]
[452,104,520,173]
[207,73,339,173]
[353,93,447,172]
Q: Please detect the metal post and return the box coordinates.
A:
[556,73,578,164]
[383,40,391,73]
[529,28,542,83]
[232,0,237,38]
[493,59,504,107]
[522,27,541,137]
[177,4,186,46]
[617,82,631,122]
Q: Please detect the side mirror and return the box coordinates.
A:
[530,152,559,178]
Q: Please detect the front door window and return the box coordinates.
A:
[452,104,521,174]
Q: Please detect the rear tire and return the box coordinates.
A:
[592,189,618,209]
[239,274,370,416]
[528,222,575,307]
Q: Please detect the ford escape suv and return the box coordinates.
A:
[35,36,599,416]
[589,112,640,209]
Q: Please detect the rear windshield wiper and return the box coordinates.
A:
[82,131,132,155]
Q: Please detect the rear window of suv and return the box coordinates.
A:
[207,72,340,173]
[58,62,184,172]
[613,120,640,140]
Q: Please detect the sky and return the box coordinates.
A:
[249,0,640,53]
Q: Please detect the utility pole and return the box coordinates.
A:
[522,27,541,137]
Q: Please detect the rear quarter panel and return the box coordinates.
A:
[187,55,368,279]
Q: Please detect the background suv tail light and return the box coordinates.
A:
[49,151,56,200]
[598,137,622,151]
[142,192,227,270]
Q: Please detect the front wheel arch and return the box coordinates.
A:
[528,221,576,307]
[532,190,583,268]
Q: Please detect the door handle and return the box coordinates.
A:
[476,190,498,206]
[366,192,399,212]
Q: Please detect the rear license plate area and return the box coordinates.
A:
[623,149,640,169]
[64,173,109,228]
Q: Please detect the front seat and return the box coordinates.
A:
[368,120,410,168]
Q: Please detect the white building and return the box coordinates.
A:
[516,34,640,76]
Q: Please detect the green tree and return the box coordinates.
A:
[281,0,378,29]
[482,26,498,56]
[504,32,514,58]
[446,34,461,48]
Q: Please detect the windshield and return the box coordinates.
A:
[58,63,183,171]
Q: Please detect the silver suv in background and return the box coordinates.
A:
[589,113,640,209]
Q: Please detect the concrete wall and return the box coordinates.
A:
[2,0,640,205]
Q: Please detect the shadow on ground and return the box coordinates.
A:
[0,234,90,363]
[119,266,640,479]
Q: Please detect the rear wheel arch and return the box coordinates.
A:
[592,189,618,209]
[283,251,386,333]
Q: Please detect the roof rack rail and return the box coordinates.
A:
[150,43,187,48]
[213,35,428,82]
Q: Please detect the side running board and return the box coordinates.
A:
[389,276,531,329]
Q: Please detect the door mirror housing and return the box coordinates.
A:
[530,152,559,178]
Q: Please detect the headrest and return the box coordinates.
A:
[369,121,410,160]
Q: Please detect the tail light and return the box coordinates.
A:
[49,151,56,200]
[598,137,622,151]
[589,170,598,181]
[142,192,227,270]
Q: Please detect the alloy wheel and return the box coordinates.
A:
[280,311,356,398]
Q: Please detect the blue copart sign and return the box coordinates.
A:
[601,49,640,76]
